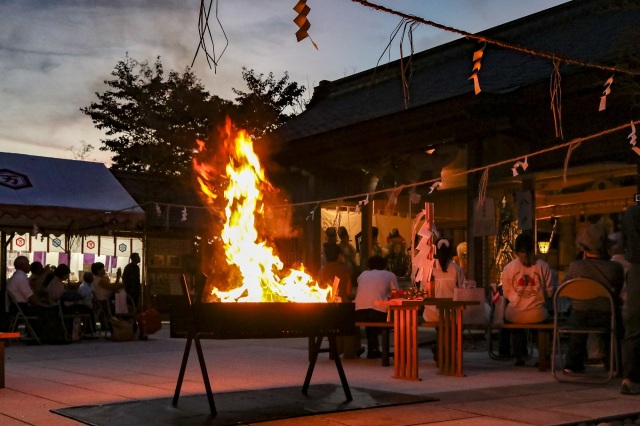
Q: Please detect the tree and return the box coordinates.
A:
[81,54,233,176]
[82,57,307,176]
[232,67,307,139]
[67,141,94,161]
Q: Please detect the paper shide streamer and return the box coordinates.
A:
[598,74,614,111]
[293,0,318,50]
[629,121,640,156]
[469,40,486,95]
[511,157,528,177]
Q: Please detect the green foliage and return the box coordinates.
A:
[81,54,232,176]
[82,57,307,177]
[232,67,307,139]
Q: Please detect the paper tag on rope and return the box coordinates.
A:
[598,74,614,112]
[468,41,486,95]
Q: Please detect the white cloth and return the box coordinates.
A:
[91,275,112,301]
[355,269,398,313]
[502,257,553,323]
[423,260,465,322]
[7,269,32,304]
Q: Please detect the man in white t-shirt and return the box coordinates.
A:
[354,255,398,359]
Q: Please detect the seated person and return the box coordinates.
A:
[501,233,554,366]
[28,261,52,303]
[44,264,70,304]
[354,255,398,359]
[562,223,624,374]
[77,272,94,310]
[91,262,124,329]
[7,256,66,343]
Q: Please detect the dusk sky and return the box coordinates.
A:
[0,0,567,165]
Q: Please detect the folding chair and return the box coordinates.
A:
[6,292,41,345]
[551,277,618,383]
[92,291,112,337]
[58,299,95,341]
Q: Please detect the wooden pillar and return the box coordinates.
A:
[466,141,482,283]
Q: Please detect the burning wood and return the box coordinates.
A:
[193,118,330,303]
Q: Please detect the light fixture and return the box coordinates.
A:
[538,241,550,254]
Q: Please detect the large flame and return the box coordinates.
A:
[193,118,330,303]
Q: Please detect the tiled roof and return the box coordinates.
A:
[277,0,640,143]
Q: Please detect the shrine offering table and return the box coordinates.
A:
[375,299,478,380]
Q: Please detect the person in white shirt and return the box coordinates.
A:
[354,255,398,359]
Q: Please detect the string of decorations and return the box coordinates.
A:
[349,0,640,76]
[286,118,640,210]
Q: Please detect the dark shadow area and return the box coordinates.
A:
[52,384,437,426]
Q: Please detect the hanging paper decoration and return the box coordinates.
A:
[428,179,442,194]
[293,0,318,50]
[306,203,319,221]
[598,74,614,112]
[355,194,369,213]
[155,203,162,217]
[410,203,435,293]
[550,59,564,139]
[629,121,640,156]
[468,40,486,95]
[511,157,529,176]
[181,207,188,222]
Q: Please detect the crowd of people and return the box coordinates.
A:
[6,252,145,344]
[319,208,640,396]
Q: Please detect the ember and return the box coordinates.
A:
[193,118,330,303]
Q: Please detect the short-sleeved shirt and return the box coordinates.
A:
[502,257,553,323]
[355,269,398,313]
[7,269,33,304]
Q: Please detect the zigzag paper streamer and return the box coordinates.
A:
[511,157,529,176]
[181,207,188,222]
[629,121,640,156]
[468,41,486,95]
[428,180,442,194]
[599,75,614,112]
[293,0,318,50]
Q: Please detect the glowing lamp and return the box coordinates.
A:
[538,241,550,254]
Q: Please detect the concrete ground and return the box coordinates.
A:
[1,325,639,426]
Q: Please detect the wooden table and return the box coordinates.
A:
[0,332,20,388]
[375,298,478,380]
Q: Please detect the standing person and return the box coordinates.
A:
[423,238,465,362]
[561,224,624,374]
[423,239,465,322]
[338,226,358,288]
[621,205,640,395]
[318,243,360,358]
[122,252,147,340]
[122,253,142,311]
[501,233,554,366]
[354,255,398,359]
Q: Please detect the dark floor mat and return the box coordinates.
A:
[52,384,437,425]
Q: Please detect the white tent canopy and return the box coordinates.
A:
[0,152,145,235]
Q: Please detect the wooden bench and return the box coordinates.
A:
[355,321,393,366]
[488,322,555,371]
[307,322,393,366]
[0,332,21,388]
